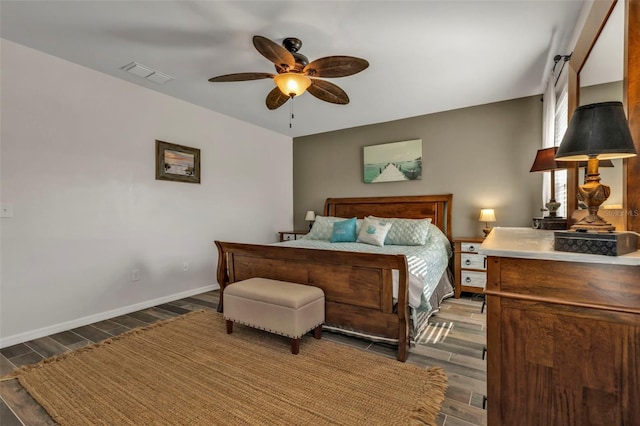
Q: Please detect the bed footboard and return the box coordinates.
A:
[215,241,411,361]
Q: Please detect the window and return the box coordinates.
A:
[553,86,568,218]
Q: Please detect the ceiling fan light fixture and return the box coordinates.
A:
[274,73,311,97]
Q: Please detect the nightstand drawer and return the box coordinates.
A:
[461,271,487,288]
[461,253,486,270]
[461,242,482,253]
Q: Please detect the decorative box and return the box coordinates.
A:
[532,217,567,230]
[554,231,639,256]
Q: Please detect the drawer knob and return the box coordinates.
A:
[464,259,471,266]
[465,277,472,283]
[469,245,475,251]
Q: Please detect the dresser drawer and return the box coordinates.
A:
[461,253,486,270]
[461,270,486,288]
[461,242,481,253]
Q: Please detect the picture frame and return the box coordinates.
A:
[363,139,422,183]
[155,140,201,184]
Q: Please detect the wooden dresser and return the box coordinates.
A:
[479,227,640,426]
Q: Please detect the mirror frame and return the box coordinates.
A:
[566,0,617,225]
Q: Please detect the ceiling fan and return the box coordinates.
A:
[208,35,369,110]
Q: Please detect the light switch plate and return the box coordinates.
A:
[1,204,14,218]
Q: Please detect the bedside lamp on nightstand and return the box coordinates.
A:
[305,210,316,230]
[479,209,496,237]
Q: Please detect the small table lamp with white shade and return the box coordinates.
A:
[479,209,496,237]
[305,210,316,230]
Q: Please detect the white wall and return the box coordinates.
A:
[0,40,293,347]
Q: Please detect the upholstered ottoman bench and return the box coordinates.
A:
[223,277,325,354]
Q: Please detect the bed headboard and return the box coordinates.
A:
[323,194,453,241]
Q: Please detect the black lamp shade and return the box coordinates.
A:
[555,101,637,161]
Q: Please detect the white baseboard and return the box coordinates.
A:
[0,283,220,349]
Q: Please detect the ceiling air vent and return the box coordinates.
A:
[121,62,173,85]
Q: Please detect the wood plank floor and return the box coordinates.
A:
[0,291,486,426]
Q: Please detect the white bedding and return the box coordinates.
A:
[274,223,452,312]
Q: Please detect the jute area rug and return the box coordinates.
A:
[4,310,447,425]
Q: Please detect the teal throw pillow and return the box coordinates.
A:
[330,217,358,243]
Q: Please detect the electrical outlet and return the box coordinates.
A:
[182,262,189,272]
[131,269,140,282]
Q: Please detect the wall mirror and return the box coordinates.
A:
[566,0,622,224]
[578,0,624,208]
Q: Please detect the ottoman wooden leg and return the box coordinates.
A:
[313,325,322,339]
[291,338,300,355]
[226,319,233,334]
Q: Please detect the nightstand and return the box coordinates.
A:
[453,237,486,298]
[278,230,308,242]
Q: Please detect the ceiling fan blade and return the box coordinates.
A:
[266,87,291,110]
[303,56,369,78]
[253,35,295,71]
[208,72,273,82]
[307,79,349,105]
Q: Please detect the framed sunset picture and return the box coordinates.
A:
[155,140,201,184]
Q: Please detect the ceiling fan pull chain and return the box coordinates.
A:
[289,96,295,128]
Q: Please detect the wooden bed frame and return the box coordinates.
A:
[215,194,452,361]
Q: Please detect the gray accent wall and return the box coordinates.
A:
[293,95,543,238]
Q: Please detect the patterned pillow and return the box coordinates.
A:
[304,216,364,240]
[304,216,349,240]
[367,216,432,245]
[357,217,393,247]
[330,217,358,243]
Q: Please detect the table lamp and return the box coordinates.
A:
[305,210,316,230]
[529,147,566,217]
[555,101,637,232]
[479,209,496,237]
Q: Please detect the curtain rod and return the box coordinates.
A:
[553,53,572,87]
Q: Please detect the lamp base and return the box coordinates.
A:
[570,214,615,232]
[482,227,493,237]
[573,174,615,232]
[545,199,561,217]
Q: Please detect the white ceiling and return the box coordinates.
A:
[1,1,588,138]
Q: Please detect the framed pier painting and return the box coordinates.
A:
[363,139,422,183]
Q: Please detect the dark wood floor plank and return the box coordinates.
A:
[0,355,17,377]
[49,330,86,347]
[0,398,23,426]
[70,324,112,343]
[127,311,163,324]
[439,398,487,426]
[108,315,148,329]
[155,303,190,315]
[0,380,56,425]
[91,319,125,333]
[24,336,68,358]
[8,351,44,368]
[182,296,217,309]
[0,344,32,360]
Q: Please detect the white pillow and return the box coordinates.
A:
[357,217,393,246]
